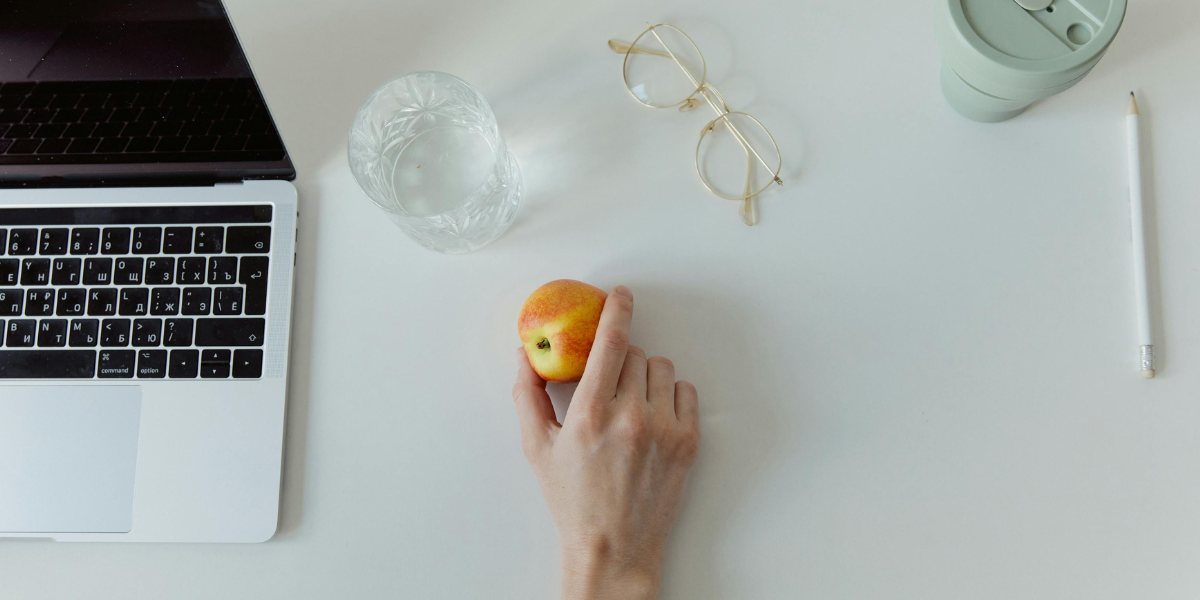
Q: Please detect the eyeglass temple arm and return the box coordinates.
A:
[607,39,673,59]
[644,28,781,184]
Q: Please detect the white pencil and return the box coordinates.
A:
[1126,92,1154,378]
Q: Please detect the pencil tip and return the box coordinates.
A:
[1128,92,1139,115]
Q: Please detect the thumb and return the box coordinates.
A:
[512,347,560,458]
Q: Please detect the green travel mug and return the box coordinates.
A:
[935,0,1127,122]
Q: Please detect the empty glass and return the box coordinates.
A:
[348,71,522,254]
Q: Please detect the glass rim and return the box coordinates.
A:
[621,23,708,110]
[693,110,783,201]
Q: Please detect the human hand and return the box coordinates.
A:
[512,285,700,600]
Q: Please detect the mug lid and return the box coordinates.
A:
[936,0,1127,92]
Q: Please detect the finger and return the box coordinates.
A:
[576,286,634,404]
[616,345,648,401]
[646,356,675,408]
[674,380,699,428]
[513,348,560,454]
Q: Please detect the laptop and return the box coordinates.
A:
[0,0,297,542]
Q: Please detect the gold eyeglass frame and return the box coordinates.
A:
[609,23,783,226]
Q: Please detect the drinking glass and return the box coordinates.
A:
[348,71,522,254]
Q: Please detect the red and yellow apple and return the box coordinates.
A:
[518,279,608,382]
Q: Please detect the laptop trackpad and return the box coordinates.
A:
[0,386,141,534]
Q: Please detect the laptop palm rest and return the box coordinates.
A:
[0,386,141,534]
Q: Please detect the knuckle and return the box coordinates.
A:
[596,329,629,353]
[647,356,674,370]
[573,408,607,436]
[626,345,647,359]
[613,409,649,443]
[607,292,634,315]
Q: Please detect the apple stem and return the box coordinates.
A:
[537,339,551,351]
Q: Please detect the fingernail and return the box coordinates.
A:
[614,285,633,300]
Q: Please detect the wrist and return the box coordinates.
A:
[560,538,662,600]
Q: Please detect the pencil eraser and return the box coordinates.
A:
[1141,369,1155,379]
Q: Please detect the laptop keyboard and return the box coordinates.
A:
[0,204,273,379]
[0,79,285,164]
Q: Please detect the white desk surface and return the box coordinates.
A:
[4,0,1200,598]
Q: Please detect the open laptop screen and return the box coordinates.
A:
[0,0,294,182]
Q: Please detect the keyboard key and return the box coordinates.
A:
[0,259,18,285]
[239,256,269,315]
[132,318,162,347]
[215,134,248,152]
[88,288,118,316]
[71,228,100,255]
[37,319,67,347]
[119,288,149,316]
[169,349,199,378]
[8,139,41,154]
[24,289,54,316]
[83,257,113,285]
[232,349,263,379]
[195,318,265,347]
[177,257,206,284]
[66,138,101,154]
[9,228,37,255]
[0,350,96,378]
[93,122,125,138]
[194,226,224,253]
[137,350,168,378]
[35,138,70,154]
[145,257,174,284]
[132,227,162,254]
[97,137,129,153]
[201,349,231,378]
[69,319,99,347]
[186,136,218,152]
[53,108,83,122]
[81,108,112,123]
[214,287,243,315]
[0,290,23,316]
[57,288,87,316]
[39,228,68,254]
[181,287,211,315]
[101,318,131,347]
[225,226,271,253]
[52,257,82,285]
[98,349,136,378]
[162,227,193,254]
[64,124,94,138]
[156,136,186,152]
[101,227,131,254]
[6,319,35,347]
[6,123,37,138]
[126,136,157,152]
[20,258,50,285]
[35,123,67,138]
[113,257,143,285]
[164,318,194,347]
[0,229,5,254]
[151,288,180,315]
[208,256,237,284]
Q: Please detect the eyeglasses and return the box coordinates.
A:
[609,23,783,226]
